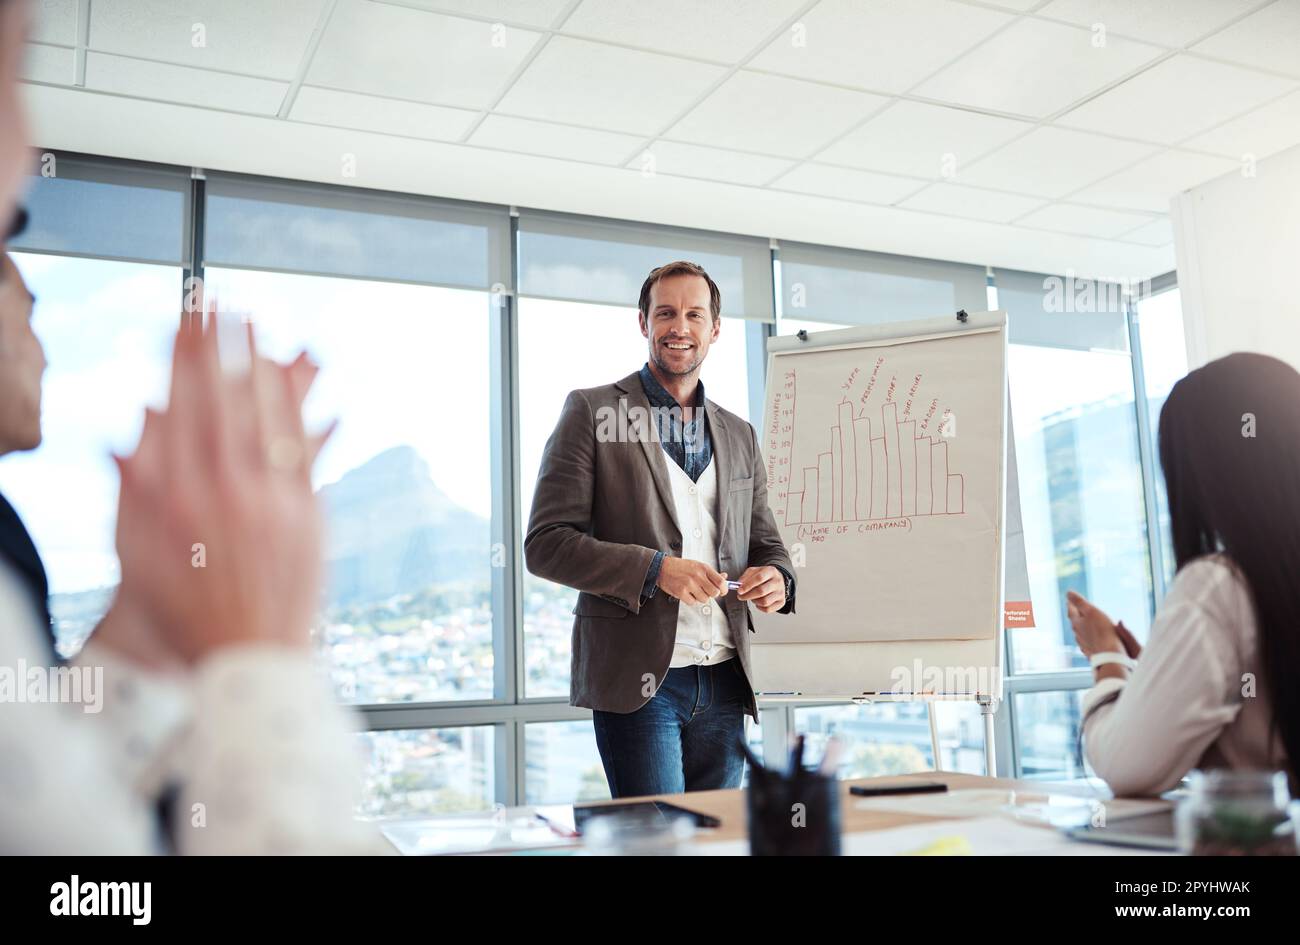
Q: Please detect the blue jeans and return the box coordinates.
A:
[592,659,750,798]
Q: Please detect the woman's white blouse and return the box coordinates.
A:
[1082,555,1286,796]
[0,563,387,854]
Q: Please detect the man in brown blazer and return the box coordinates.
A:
[524,260,796,798]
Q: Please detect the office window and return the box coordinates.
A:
[204,268,495,705]
[0,253,180,656]
[357,727,496,819]
[998,270,1154,674]
[1006,344,1153,672]
[517,298,752,697]
[794,701,987,777]
[1013,690,1093,781]
[1137,287,1187,584]
[524,720,611,805]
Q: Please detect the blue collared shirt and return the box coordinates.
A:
[638,363,712,601]
[635,363,794,610]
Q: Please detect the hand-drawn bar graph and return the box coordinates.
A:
[784,389,965,527]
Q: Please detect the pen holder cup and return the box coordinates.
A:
[746,769,842,856]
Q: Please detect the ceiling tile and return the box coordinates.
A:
[496,36,726,134]
[914,17,1163,118]
[389,0,572,29]
[1118,217,1174,246]
[30,0,79,46]
[21,43,74,85]
[899,182,1048,222]
[1058,54,1297,144]
[634,141,795,186]
[1037,0,1262,48]
[770,164,921,204]
[816,100,1031,178]
[468,114,642,165]
[1183,88,1300,159]
[749,0,1012,94]
[1193,0,1300,77]
[84,51,289,114]
[959,126,1156,197]
[290,86,479,141]
[980,0,1043,9]
[563,0,805,63]
[309,0,541,109]
[666,70,889,159]
[88,0,326,80]
[1016,202,1154,237]
[1070,149,1239,211]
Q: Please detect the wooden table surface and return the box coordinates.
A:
[581,771,1116,845]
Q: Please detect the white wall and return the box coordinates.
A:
[1172,145,1300,370]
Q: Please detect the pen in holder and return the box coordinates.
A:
[741,735,842,856]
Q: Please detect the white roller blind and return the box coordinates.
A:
[778,241,987,325]
[995,268,1129,353]
[12,153,190,265]
[204,173,511,292]
[517,210,774,321]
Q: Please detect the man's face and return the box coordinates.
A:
[639,273,720,379]
[0,251,44,453]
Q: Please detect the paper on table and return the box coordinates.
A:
[843,816,1173,856]
[853,788,1170,828]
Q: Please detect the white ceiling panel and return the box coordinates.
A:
[771,163,921,204]
[666,70,889,159]
[1037,0,1263,48]
[898,182,1047,223]
[386,0,572,29]
[290,86,479,141]
[816,100,1031,178]
[1118,216,1174,246]
[633,141,796,186]
[1184,88,1300,159]
[1070,149,1239,211]
[562,0,805,64]
[1058,54,1297,144]
[749,0,1012,94]
[959,126,1156,197]
[468,114,642,165]
[496,36,726,134]
[88,0,326,81]
[309,0,541,109]
[21,43,74,85]
[1017,201,1154,238]
[30,0,79,46]
[84,51,289,114]
[1193,0,1300,78]
[914,17,1163,118]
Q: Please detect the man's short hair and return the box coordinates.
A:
[638,260,721,323]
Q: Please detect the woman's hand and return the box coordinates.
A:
[109,307,334,666]
[1065,590,1125,658]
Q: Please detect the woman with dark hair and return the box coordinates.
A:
[1067,352,1294,796]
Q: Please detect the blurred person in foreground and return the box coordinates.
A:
[0,0,380,853]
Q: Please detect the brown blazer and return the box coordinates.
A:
[524,369,795,720]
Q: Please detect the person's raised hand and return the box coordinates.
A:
[110,305,334,666]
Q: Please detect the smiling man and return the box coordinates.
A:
[525,260,796,797]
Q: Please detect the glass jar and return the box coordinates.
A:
[1175,770,1297,856]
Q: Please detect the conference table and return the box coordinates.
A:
[380,771,1176,855]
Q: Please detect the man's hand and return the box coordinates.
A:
[738,565,785,614]
[657,557,728,606]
